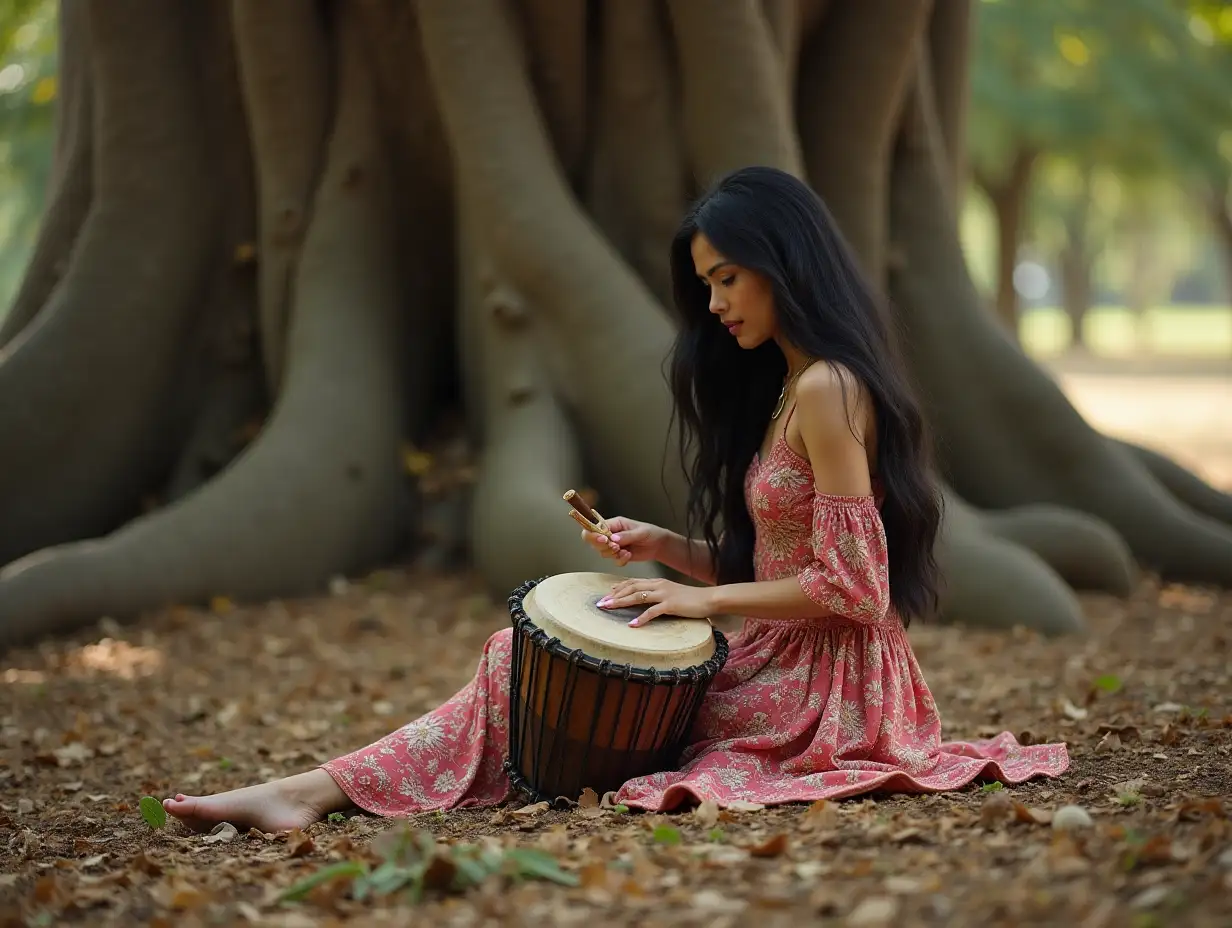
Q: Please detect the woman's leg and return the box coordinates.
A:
[163,627,516,831]
[162,768,348,833]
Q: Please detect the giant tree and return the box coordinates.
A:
[1,0,1231,650]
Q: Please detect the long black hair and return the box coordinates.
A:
[667,166,943,623]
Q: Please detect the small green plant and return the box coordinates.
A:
[139,796,167,830]
[707,828,725,843]
[1117,791,1143,807]
[611,804,629,814]
[651,824,682,845]
[218,757,235,770]
[981,781,1004,793]
[1092,674,1123,694]
[279,826,577,906]
[328,812,346,823]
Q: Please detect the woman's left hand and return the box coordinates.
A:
[598,579,716,627]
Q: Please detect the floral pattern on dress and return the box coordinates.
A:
[321,434,1069,814]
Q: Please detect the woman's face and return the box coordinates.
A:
[690,232,777,349]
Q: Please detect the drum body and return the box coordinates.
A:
[504,573,729,803]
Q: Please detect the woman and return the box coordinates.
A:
[163,167,1067,833]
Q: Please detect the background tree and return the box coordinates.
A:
[968,0,1232,335]
[0,0,56,310]
[1,0,1231,650]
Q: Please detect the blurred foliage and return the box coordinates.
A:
[970,0,1232,184]
[0,0,56,315]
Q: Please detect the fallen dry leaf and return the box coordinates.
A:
[802,799,839,830]
[511,801,550,817]
[748,833,789,858]
[149,878,209,911]
[130,852,164,876]
[1062,699,1089,720]
[578,787,600,809]
[1095,730,1122,753]
[285,828,315,858]
[980,792,1014,826]
[202,822,239,844]
[847,895,900,926]
[693,800,720,828]
[1012,801,1053,825]
[537,826,569,856]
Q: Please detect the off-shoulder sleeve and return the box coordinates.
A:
[798,495,892,624]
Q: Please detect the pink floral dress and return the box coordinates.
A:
[321,435,1069,814]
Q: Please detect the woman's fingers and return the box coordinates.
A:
[580,527,628,560]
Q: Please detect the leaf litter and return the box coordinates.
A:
[0,569,1229,925]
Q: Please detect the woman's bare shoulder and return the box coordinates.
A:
[794,362,870,437]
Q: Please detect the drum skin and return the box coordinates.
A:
[505,573,729,802]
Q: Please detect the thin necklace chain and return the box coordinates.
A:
[771,359,815,420]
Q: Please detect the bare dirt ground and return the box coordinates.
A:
[3,356,1231,928]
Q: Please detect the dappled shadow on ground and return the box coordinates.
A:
[1,571,1229,926]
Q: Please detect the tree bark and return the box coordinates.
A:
[797,0,931,286]
[458,193,658,597]
[0,0,217,566]
[0,2,411,644]
[1114,439,1232,527]
[514,0,589,187]
[232,0,331,396]
[927,0,974,194]
[586,0,686,307]
[418,0,685,533]
[163,0,264,504]
[667,0,803,184]
[0,0,93,348]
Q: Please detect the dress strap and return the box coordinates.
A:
[782,402,798,432]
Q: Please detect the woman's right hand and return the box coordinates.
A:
[581,517,669,567]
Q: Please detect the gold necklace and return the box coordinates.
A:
[771,359,815,419]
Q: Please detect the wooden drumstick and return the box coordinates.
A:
[563,489,611,535]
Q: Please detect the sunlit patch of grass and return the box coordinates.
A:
[1021,305,1232,358]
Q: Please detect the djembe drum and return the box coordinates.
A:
[504,572,729,804]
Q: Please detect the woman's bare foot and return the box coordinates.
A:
[162,769,350,834]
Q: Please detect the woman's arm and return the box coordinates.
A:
[601,365,891,625]
[653,532,718,585]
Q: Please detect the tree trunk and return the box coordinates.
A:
[1059,243,1091,351]
[976,147,1036,338]
[927,0,974,196]
[3,0,1230,649]
[1058,163,1094,352]
[1205,189,1232,307]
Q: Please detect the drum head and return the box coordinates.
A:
[521,572,716,668]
